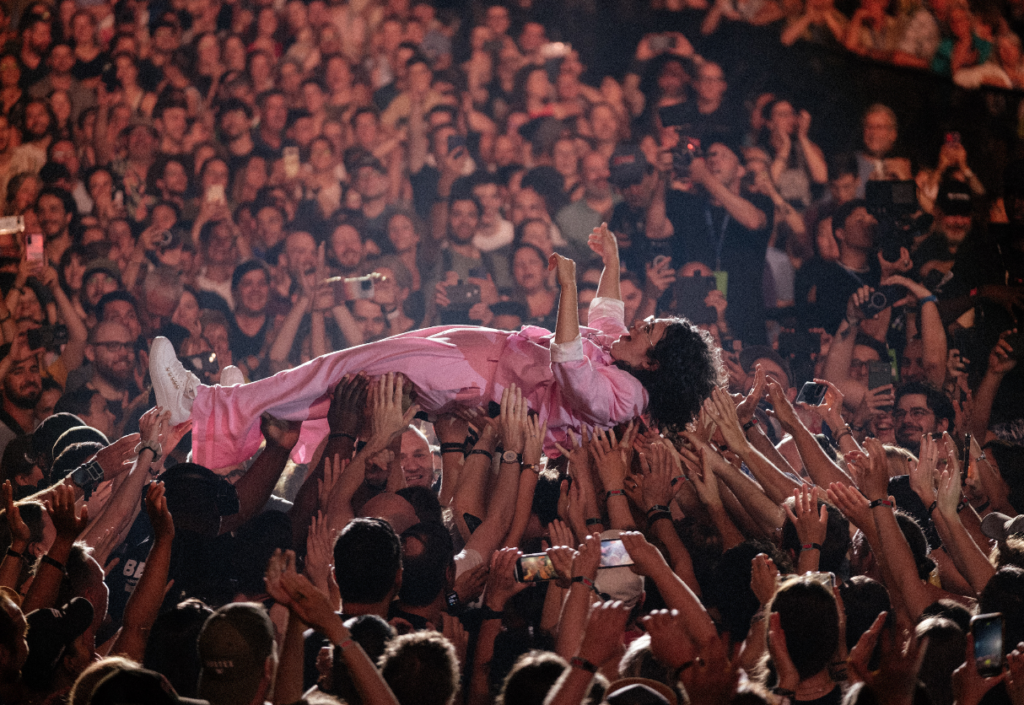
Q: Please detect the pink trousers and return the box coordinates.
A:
[191,327,505,469]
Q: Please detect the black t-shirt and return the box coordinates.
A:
[665,189,773,344]
[105,504,153,622]
[610,201,685,276]
[410,166,440,221]
[228,315,272,366]
[675,100,744,151]
[794,257,880,334]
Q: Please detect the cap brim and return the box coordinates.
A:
[981,512,1012,541]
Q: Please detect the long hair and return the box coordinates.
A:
[615,318,723,432]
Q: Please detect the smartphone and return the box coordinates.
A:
[599,539,634,569]
[27,324,69,352]
[1004,329,1024,359]
[329,275,377,303]
[965,432,975,479]
[945,131,961,146]
[445,282,481,308]
[26,232,44,263]
[867,360,893,392]
[971,613,1004,678]
[658,103,688,129]
[283,146,300,179]
[205,184,225,204]
[447,134,467,155]
[673,274,717,325]
[514,552,557,582]
[649,33,673,53]
[795,381,827,406]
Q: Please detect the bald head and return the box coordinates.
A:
[360,493,419,535]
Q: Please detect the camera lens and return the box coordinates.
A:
[869,291,888,309]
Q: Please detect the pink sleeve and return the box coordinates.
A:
[549,336,647,427]
[586,297,628,339]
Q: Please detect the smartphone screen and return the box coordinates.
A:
[866,360,893,392]
[205,184,225,204]
[26,232,44,263]
[971,613,1004,677]
[795,382,827,406]
[599,539,635,569]
[515,553,556,582]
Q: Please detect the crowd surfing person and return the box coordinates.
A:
[1,0,1024,704]
[150,226,720,467]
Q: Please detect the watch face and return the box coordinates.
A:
[502,450,518,463]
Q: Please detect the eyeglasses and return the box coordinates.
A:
[641,316,656,348]
[93,341,133,353]
[891,407,934,422]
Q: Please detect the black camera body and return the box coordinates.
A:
[859,284,906,317]
[865,180,928,262]
[27,325,69,352]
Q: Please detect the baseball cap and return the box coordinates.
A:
[82,260,122,286]
[52,426,109,461]
[198,603,276,705]
[981,512,1024,542]
[89,666,210,705]
[606,680,676,705]
[609,145,650,188]
[30,413,86,462]
[936,180,973,216]
[22,598,94,688]
[594,530,645,607]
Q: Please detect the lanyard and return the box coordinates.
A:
[705,206,730,271]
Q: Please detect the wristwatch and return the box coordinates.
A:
[445,591,460,609]
[501,450,522,464]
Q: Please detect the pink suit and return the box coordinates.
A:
[191,298,647,469]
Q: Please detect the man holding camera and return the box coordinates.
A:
[663,141,773,344]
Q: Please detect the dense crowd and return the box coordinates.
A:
[0,0,1021,704]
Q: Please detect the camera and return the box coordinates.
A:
[859,284,906,317]
[865,180,929,262]
[27,325,69,352]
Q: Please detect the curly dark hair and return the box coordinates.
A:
[616,318,723,432]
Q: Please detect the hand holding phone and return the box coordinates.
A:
[970,613,1004,678]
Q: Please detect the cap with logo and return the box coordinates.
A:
[198,603,276,705]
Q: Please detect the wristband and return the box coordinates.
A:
[867,498,892,509]
[570,656,598,673]
[648,511,672,524]
[975,500,990,513]
[469,448,493,461]
[135,441,162,463]
[919,295,938,305]
[5,548,23,561]
[40,555,65,573]
[673,661,697,680]
[585,517,603,527]
[70,459,105,500]
[772,688,796,699]
[572,575,595,589]
[439,443,464,455]
[957,501,967,513]
[606,489,625,500]
[521,463,540,474]
[801,543,822,552]
[329,432,357,442]
[742,418,758,431]
[834,428,852,443]
[646,505,670,516]
[927,501,938,515]
[478,606,504,621]
[337,638,356,651]
[670,475,685,486]
[850,423,866,433]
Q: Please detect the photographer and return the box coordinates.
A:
[664,141,773,344]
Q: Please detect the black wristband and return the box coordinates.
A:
[975,500,990,513]
[329,432,357,442]
[468,448,493,460]
[800,543,822,552]
[40,555,65,573]
[585,517,603,527]
[439,443,464,455]
[570,656,598,673]
[927,501,938,515]
[742,419,757,431]
[478,606,503,621]
[5,548,23,561]
[867,498,892,509]
[648,511,672,524]
[957,501,966,513]
[646,505,670,516]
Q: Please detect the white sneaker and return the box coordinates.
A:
[220,365,244,387]
[149,336,199,425]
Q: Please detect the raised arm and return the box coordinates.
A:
[588,224,621,303]
[110,482,174,661]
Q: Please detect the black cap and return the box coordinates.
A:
[31,413,86,461]
[89,666,210,705]
[23,598,94,688]
[609,145,650,187]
